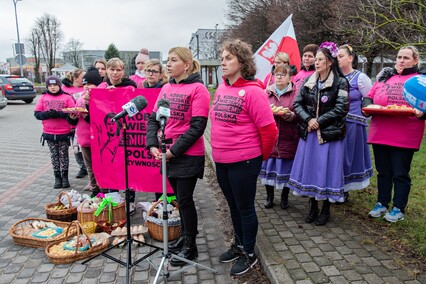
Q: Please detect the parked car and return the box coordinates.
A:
[0,75,37,104]
[0,87,7,110]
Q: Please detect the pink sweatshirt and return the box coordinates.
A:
[366,73,425,150]
[61,85,84,97]
[153,81,210,156]
[210,78,276,163]
[74,95,91,147]
[129,75,146,88]
[34,93,75,135]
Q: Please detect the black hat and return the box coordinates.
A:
[82,67,102,86]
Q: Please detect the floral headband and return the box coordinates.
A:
[319,42,338,58]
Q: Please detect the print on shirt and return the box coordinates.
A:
[212,94,244,124]
[168,93,191,121]
[379,82,407,105]
[42,99,67,110]
[99,112,122,163]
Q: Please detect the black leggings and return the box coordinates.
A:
[168,176,198,237]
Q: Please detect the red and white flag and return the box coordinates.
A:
[254,14,301,82]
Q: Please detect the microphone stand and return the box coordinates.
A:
[82,116,162,284]
[149,118,217,283]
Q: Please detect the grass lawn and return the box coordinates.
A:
[339,131,426,261]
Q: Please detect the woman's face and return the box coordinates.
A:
[315,51,332,75]
[145,65,162,86]
[274,71,291,88]
[74,72,86,87]
[136,61,146,71]
[396,48,418,71]
[337,48,352,70]
[221,49,241,80]
[95,62,107,78]
[302,52,315,68]
[273,56,289,68]
[107,65,125,83]
[167,52,189,79]
[47,84,60,93]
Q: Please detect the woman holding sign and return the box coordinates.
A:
[146,47,210,267]
[362,46,425,223]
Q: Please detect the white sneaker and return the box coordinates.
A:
[384,207,404,223]
[368,202,388,218]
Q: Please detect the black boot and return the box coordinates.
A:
[170,234,198,266]
[61,170,70,188]
[168,231,186,253]
[280,187,290,209]
[264,185,274,209]
[315,200,331,226]
[305,198,319,223]
[53,171,62,189]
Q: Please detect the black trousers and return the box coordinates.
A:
[168,176,198,236]
[372,144,415,212]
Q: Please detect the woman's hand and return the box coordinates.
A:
[106,85,116,90]
[69,113,79,120]
[165,150,175,160]
[307,118,319,132]
[150,147,162,160]
[414,109,424,118]
[84,91,90,102]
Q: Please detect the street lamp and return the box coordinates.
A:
[13,0,23,77]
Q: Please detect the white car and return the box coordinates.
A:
[0,87,7,110]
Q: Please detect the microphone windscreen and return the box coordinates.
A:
[157,98,170,108]
[132,96,148,111]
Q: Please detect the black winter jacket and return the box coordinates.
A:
[293,71,349,142]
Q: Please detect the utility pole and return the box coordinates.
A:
[13,0,24,77]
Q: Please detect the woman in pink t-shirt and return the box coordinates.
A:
[146,47,210,267]
[362,46,425,223]
[211,39,277,276]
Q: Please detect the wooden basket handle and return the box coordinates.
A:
[147,199,179,217]
[59,191,73,209]
[65,221,93,254]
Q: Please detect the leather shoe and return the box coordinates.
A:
[76,169,88,178]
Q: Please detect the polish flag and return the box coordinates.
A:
[254,14,301,82]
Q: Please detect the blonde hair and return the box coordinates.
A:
[106,58,125,69]
[275,52,290,64]
[168,47,200,75]
[66,68,85,82]
[145,59,169,85]
[399,46,420,68]
[94,58,107,69]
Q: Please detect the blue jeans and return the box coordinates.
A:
[372,144,415,213]
[215,156,262,254]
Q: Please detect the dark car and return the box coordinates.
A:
[0,87,7,110]
[0,75,37,104]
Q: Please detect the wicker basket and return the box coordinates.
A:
[9,218,76,248]
[146,200,181,241]
[78,201,97,234]
[44,191,78,222]
[77,201,125,224]
[45,221,109,264]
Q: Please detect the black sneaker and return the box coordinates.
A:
[230,253,258,276]
[219,244,243,263]
[76,168,88,178]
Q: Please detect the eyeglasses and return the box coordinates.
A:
[145,69,160,74]
[274,73,286,78]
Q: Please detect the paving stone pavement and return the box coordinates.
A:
[0,99,235,284]
[206,120,426,284]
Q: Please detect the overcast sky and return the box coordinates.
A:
[0,0,228,62]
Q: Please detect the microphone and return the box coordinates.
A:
[112,95,148,121]
[156,98,171,127]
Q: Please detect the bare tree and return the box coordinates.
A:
[63,38,83,68]
[35,14,63,75]
[26,27,42,83]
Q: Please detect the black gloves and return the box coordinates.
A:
[47,109,67,118]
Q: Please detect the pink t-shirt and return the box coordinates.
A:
[34,93,75,135]
[263,72,274,88]
[366,73,425,150]
[62,85,84,96]
[210,78,276,163]
[293,69,314,95]
[153,82,210,156]
[129,75,146,88]
[74,95,91,147]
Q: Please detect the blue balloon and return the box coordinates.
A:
[403,75,426,112]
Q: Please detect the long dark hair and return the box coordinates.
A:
[318,48,348,93]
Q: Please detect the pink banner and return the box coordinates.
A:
[90,88,173,193]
